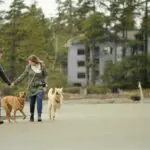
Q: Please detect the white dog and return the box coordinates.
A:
[48,88,63,120]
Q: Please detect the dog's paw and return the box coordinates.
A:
[23,115,26,120]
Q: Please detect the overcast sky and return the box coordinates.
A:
[1,0,58,17]
[0,0,141,27]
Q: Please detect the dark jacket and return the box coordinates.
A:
[0,65,11,85]
[14,63,48,96]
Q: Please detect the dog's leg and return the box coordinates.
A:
[13,110,17,123]
[20,110,26,120]
[7,110,12,123]
[9,108,13,121]
[49,104,52,120]
[10,116,13,120]
[6,109,12,123]
[52,107,56,120]
[51,106,54,120]
[10,113,14,121]
[6,112,12,123]
[49,107,51,120]
[3,104,12,123]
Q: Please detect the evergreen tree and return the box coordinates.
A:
[4,0,27,80]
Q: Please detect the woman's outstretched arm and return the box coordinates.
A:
[13,65,30,85]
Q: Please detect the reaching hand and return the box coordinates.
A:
[44,87,47,92]
[10,82,15,88]
[44,85,48,92]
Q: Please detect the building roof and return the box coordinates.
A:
[117,30,139,40]
[65,34,85,47]
[66,30,140,47]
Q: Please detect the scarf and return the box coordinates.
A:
[31,63,42,73]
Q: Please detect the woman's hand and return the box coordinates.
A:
[10,82,15,88]
[44,84,48,92]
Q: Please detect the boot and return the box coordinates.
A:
[38,114,42,122]
[0,120,4,124]
[30,114,34,122]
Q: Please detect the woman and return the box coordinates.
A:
[12,55,48,122]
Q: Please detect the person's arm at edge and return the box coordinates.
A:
[13,65,30,85]
[0,65,11,85]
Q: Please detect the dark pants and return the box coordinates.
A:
[29,92,44,116]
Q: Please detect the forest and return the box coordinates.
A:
[0,0,149,94]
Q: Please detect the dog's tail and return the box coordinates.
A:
[1,97,11,113]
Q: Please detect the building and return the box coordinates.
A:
[67,31,148,86]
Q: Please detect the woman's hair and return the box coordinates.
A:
[0,49,4,55]
[0,50,3,54]
[27,55,42,64]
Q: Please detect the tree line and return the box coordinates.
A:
[0,0,149,89]
[54,0,150,88]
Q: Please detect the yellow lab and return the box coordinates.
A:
[48,88,63,120]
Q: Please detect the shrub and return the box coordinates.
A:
[48,71,67,87]
[64,87,80,94]
[109,83,137,90]
[87,86,110,94]
[102,55,150,89]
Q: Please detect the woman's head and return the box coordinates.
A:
[28,55,41,65]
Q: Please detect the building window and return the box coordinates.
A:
[95,70,99,80]
[77,72,85,79]
[95,59,99,64]
[77,61,85,67]
[117,46,123,55]
[116,46,123,62]
[95,46,99,55]
[73,83,82,87]
[77,49,85,55]
[102,47,113,55]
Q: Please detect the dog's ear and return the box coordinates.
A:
[52,88,54,93]
[23,92,26,97]
[19,92,21,97]
[20,92,26,98]
[60,88,63,92]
